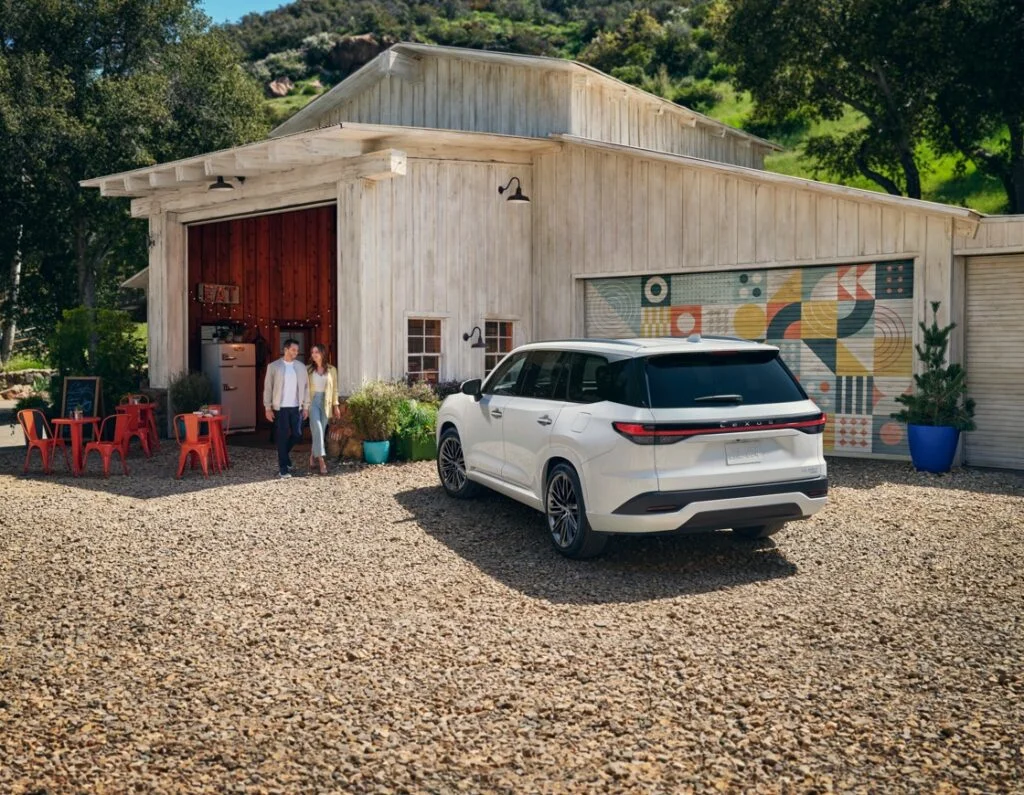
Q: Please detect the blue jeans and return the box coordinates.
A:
[309,392,328,458]
[275,406,302,474]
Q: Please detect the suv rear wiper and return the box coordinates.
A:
[693,394,744,403]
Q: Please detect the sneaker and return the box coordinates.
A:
[279,471,292,479]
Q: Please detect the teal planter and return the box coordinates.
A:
[362,440,390,465]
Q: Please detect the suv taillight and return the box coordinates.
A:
[612,414,827,445]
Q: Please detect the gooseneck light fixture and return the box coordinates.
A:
[463,326,487,349]
[208,175,246,191]
[497,176,530,204]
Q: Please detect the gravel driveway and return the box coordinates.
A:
[1,444,1022,792]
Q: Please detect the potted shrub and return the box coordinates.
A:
[891,301,976,473]
[168,371,213,435]
[395,399,439,461]
[346,380,402,464]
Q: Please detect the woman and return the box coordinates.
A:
[306,343,341,474]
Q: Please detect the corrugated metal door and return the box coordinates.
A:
[965,255,1024,469]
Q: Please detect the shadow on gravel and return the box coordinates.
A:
[0,445,365,498]
[395,486,798,605]
[827,456,1024,497]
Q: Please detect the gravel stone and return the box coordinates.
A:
[1,446,1023,792]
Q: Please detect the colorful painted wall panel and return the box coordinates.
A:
[583,260,915,456]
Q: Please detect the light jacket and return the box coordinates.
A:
[307,363,340,410]
[263,357,311,411]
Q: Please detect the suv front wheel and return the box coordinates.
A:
[545,463,608,559]
[437,428,480,499]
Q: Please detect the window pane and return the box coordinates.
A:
[520,351,568,400]
[425,336,440,353]
[423,355,439,370]
[408,319,423,335]
[486,352,527,396]
[408,356,421,373]
[409,336,423,354]
[644,351,807,408]
[424,319,441,336]
[485,321,497,337]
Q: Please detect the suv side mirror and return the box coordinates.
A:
[461,378,483,401]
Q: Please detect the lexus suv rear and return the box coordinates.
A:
[436,336,828,559]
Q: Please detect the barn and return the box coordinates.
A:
[82,44,1024,468]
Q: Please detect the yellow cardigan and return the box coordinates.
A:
[307,363,340,409]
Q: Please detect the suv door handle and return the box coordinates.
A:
[537,415,553,426]
[490,409,503,418]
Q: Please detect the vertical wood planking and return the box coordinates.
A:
[754,183,774,263]
[774,187,795,264]
[735,180,755,265]
[859,204,881,256]
[836,199,858,257]
[795,192,816,261]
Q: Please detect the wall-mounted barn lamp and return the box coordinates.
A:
[463,326,487,348]
[497,176,530,204]
[208,175,246,191]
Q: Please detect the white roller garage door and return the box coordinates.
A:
[965,255,1024,469]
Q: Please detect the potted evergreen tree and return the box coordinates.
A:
[891,301,976,473]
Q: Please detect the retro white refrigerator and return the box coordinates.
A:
[201,343,257,433]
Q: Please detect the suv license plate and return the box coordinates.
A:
[726,442,762,465]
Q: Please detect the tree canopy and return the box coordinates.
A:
[0,0,269,364]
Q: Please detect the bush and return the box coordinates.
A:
[14,394,51,417]
[255,49,308,82]
[401,379,440,405]
[347,380,403,441]
[396,399,438,443]
[434,379,466,402]
[168,371,213,415]
[49,307,146,416]
[2,353,47,371]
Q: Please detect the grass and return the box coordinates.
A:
[1,354,47,372]
[265,80,325,124]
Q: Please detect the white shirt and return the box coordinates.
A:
[280,360,300,408]
[311,370,328,393]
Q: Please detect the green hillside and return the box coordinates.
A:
[238,2,1011,214]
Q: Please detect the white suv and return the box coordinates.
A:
[435,336,828,558]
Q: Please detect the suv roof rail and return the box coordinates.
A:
[698,334,758,343]
[533,337,638,346]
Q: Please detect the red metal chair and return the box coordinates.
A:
[174,413,215,478]
[119,404,152,457]
[18,409,70,475]
[83,414,130,477]
[206,404,231,467]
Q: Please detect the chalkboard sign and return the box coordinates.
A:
[60,377,103,439]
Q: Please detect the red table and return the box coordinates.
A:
[52,416,101,477]
[116,403,160,455]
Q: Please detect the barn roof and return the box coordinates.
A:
[270,42,781,152]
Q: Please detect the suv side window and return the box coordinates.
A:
[566,353,637,405]
[519,350,569,400]
[484,351,527,396]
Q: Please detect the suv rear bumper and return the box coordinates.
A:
[587,477,828,535]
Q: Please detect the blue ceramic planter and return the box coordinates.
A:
[362,440,391,465]
[907,424,960,473]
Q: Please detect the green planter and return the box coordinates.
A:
[396,434,437,462]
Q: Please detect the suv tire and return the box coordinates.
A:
[732,522,787,540]
[437,428,480,499]
[545,463,608,559]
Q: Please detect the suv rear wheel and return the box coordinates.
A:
[437,428,480,499]
[732,522,786,540]
[545,463,608,559]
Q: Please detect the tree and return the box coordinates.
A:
[0,0,269,362]
[711,0,945,199]
[927,0,1024,213]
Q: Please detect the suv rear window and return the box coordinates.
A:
[643,350,807,409]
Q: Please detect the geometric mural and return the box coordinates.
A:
[583,260,915,456]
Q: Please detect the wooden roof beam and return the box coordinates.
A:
[149,170,180,188]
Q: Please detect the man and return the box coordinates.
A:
[263,339,311,478]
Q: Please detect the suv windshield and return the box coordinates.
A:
[643,350,807,409]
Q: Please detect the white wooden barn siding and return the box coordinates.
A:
[963,254,1024,469]
[337,159,533,393]
[321,58,571,139]
[312,55,764,169]
[955,215,1024,255]
[530,144,956,348]
[569,77,765,169]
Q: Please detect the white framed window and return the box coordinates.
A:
[407,318,442,384]
[484,320,514,376]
